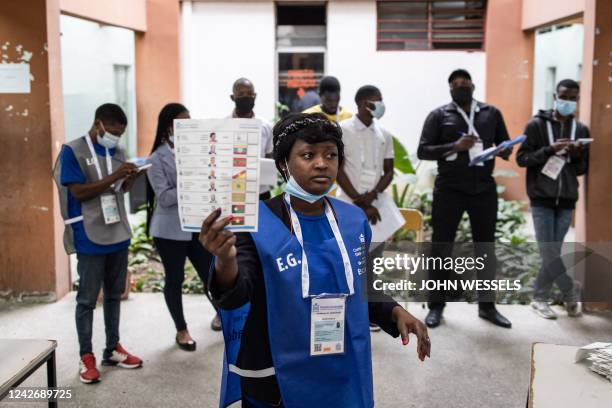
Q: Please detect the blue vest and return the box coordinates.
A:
[219,198,374,408]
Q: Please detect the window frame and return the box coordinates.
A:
[376,0,487,52]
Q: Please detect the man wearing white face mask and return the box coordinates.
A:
[517,79,590,320]
[337,85,394,227]
[53,103,143,384]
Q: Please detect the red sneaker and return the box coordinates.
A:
[101,343,143,369]
[79,353,100,384]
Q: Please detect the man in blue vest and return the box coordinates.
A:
[54,103,143,384]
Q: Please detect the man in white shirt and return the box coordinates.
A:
[230,77,274,200]
[337,85,394,225]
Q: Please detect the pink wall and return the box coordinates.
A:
[522,0,585,30]
[0,0,69,298]
[485,0,534,202]
[60,0,147,32]
[135,0,182,156]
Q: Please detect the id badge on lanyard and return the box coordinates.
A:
[541,120,576,180]
[284,194,354,357]
[86,135,121,224]
[101,194,121,224]
[541,156,565,180]
[310,294,346,356]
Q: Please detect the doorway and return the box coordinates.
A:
[276,3,326,115]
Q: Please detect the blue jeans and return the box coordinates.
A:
[532,206,574,301]
[75,249,128,358]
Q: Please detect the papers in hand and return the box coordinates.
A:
[574,138,594,146]
[174,118,262,232]
[370,193,405,243]
[468,135,527,167]
[113,161,151,192]
[137,163,152,172]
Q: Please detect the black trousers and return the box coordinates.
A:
[428,188,498,309]
[154,234,215,331]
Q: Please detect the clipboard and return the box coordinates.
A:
[468,135,527,167]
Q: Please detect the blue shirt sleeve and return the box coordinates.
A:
[60,146,86,186]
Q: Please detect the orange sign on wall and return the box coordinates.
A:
[287,69,317,88]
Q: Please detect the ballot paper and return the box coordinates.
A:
[575,342,612,382]
[468,135,527,167]
[174,118,261,232]
[370,193,405,243]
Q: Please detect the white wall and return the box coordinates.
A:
[532,24,583,114]
[327,1,486,152]
[60,15,137,155]
[182,0,486,153]
[182,1,276,121]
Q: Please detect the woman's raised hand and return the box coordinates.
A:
[199,208,237,260]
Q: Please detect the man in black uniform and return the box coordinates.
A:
[417,69,513,329]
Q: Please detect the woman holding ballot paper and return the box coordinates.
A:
[201,112,430,408]
[146,103,221,353]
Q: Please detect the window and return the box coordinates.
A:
[377,1,486,51]
[276,3,327,115]
[276,3,326,47]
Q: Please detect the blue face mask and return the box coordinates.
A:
[283,161,335,204]
[554,98,577,117]
[98,133,120,149]
[367,100,386,120]
[97,123,121,149]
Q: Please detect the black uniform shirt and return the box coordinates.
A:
[417,101,510,195]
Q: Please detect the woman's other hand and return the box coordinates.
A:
[392,306,431,361]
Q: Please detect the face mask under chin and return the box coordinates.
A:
[283,160,334,204]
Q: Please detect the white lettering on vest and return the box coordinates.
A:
[276,253,299,272]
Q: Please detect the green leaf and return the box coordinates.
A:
[392,136,415,174]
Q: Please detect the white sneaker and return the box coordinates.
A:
[531,301,557,319]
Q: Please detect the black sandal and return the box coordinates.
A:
[175,335,196,351]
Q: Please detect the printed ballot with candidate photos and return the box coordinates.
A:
[174,118,261,232]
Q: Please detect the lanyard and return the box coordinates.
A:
[284,194,355,299]
[454,100,480,139]
[546,119,576,145]
[85,134,113,183]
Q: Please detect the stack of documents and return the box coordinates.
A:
[575,342,612,382]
